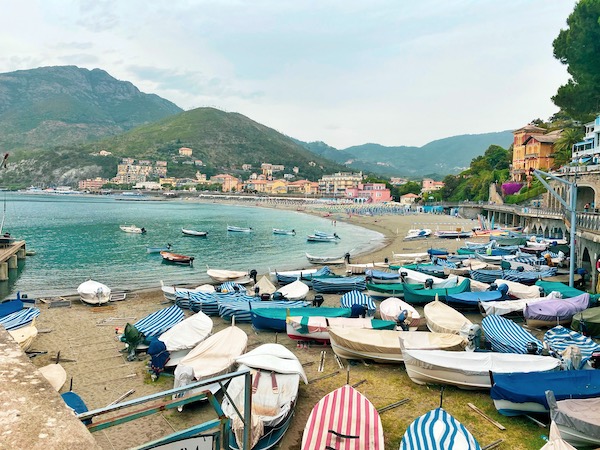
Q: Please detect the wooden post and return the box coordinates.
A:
[8,255,17,269]
[0,262,8,281]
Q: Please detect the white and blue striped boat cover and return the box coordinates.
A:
[276,267,332,285]
[218,300,309,322]
[312,276,366,294]
[470,269,503,283]
[512,256,545,265]
[481,315,542,354]
[0,307,40,331]
[545,325,600,369]
[400,408,481,450]
[219,282,246,293]
[133,305,184,338]
[340,290,376,315]
[176,291,253,315]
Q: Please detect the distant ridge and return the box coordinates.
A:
[0,65,182,151]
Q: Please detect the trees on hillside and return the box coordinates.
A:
[553,127,585,168]
[552,0,600,119]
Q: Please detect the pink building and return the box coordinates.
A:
[422,178,444,193]
[345,183,391,203]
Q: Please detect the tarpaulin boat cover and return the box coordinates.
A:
[177,292,257,315]
[479,296,554,317]
[493,279,544,299]
[253,276,277,294]
[340,290,376,315]
[572,307,600,337]
[536,281,600,303]
[365,269,400,281]
[424,300,472,336]
[400,408,481,450]
[445,290,504,309]
[399,267,458,287]
[276,280,310,300]
[490,371,600,409]
[158,311,213,352]
[481,315,542,354]
[544,325,600,369]
[456,275,490,292]
[133,305,184,339]
[312,276,366,294]
[379,297,420,325]
[0,307,40,331]
[218,300,309,323]
[547,391,600,445]
[329,327,466,361]
[287,316,396,336]
[251,307,351,332]
[524,294,589,324]
[540,422,577,450]
[403,279,471,304]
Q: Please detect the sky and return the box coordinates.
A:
[0,0,577,149]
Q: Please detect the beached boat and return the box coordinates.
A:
[0,307,40,331]
[402,278,471,305]
[402,262,447,278]
[491,370,600,417]
[0,292,32,317]
[481,314,542,354]
[403,349,561,390]
[305,252,348,265]
[346,262,376,274]
[328,327,467,363]
[287,316,396,343]
[77,279,111,305]
[38,363,67,391]
[379,297,423,330]
[276,279,310,301]
[400,408,481,450]
[572,307,600,337]
[434,229,473,239]
[218,300,309,323]
[176,291,254,315]
[120,305,185,360]
[160,281,215,302]
[424,299,473,336]
[404,228,432,240]
[365,281,423,300]
[272,228,296,235]
[544,325,600,369]
[445,289,507,310]
[312,276,366,294]
[160,251,194,266]
[392,251,429,261]
[524,293,590,328]
[223,344,307,450]
[147,244,172,253]
[207,268,254,284]
[147,311,214,377]
[478,295,554,317]
[398,267,459,287]
[536,280,594,300]
[541,422,577,450]
[339,290,376,316]
[270,267,322,284]
[301,385,384,450]
[181,228,208,237]
[174,324,247,408]
[253,275,277,295]
[364,269,401,284]
[8,320,38,350]
[120,224,146,234]
[547,391,600,448]
[251,307,352,332]
[492,279,545,299]
[227,225,252,233]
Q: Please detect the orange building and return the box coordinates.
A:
[511,124,548,181]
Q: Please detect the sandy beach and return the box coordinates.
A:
[28,206,544,450]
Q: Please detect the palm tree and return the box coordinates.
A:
[553,127,584,169]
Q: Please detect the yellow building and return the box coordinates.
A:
[210,174,241,192]
[511,124,546,181]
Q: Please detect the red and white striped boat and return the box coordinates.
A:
[301,385,384,450]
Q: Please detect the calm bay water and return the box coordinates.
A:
[1,194,383,298]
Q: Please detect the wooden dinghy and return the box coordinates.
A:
[301,385,384,450]
[223,344,307,450]
[400,408,481,449]
[181,228,208,237]
[329,327,466,363]
[160,251,195,266]
[403,348,561,390]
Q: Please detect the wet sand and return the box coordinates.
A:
[29,209,542,449]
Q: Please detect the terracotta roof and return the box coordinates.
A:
[513,124,546,133]
[525,134,560,144]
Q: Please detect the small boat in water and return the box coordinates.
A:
[147,244,172,254]
[181,228,208,237]
[273,228,296,235]
[306,252,349,265]
[307,233,340,243]
[120,224,146,234]
[160,251,194,266]
[227,225,252,233]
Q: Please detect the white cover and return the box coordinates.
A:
[161,282,215,301]
[480,296,556,316]
[493,279,544,299]
[346,263,375,274]
[379,297,421,331]
[207,269,248,282]
[456,275,490,292]
[234,343,307,383]
[175,325,247,382]
[287,317,390,342]
[254,276,277,295]
[403,349,562,389]
[38,364,67,391]
[398,267,458,288]
[8,322,38,350]
[276,280,309,301]
[424,300,473,336]
[159,312,213,352]
[541,423,577,450]
[77,279,111,305]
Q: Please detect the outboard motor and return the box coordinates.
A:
[488,283,498,291]
[147,338,170,380]
[399,271,408,282]
[497,283,509,298]
[344,252,351,264]
[272,292,285,301]
[516,266,525,272]
[526,341,539,355]
[312,294,324,307]
[538,286,545,297]
[424,278,434,289]
[466,324,482,351]
[249,269,258,283]
[591,351,600,369]
[350,304,367,319]
[260,293,271,301]
[396,309,410,331]
[254,286,260,296]
[384,257,389,264]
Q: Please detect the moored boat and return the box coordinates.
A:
[181,228,208,237]
[273,228,296,235]
[147,243,172,253]
[306,233,340,243]
[160,251,194,266]
[227,225,252,233]
[120,224,146,234]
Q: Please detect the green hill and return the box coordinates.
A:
[0,65,182,151]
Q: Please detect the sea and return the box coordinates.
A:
[0,193,384,298]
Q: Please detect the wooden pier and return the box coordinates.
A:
[0,240,26,281]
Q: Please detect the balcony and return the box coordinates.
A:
[524,153,539,159]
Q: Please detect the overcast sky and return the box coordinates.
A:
[0,1,576,149]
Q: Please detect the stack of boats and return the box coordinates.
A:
[0,292,40,351]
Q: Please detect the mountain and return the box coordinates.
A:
[0,107,347,188]
[0,65,182,151]
[297,131,514,178]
